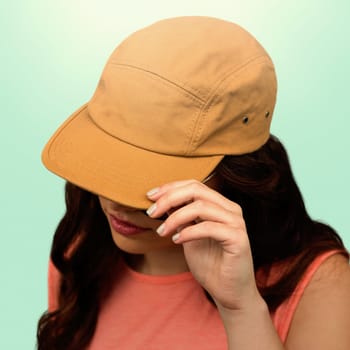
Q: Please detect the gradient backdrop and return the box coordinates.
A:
[1,1,349,348]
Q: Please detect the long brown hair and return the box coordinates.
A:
[37,135,346,349]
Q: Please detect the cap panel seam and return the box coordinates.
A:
[204,54,273,111]
[210,54,272,94]
[111,59,209,101]
[109,62,206,104]
[189,55,273,152]
[86,109,202,157]
[101,64,204,155]
[46,105,89,160]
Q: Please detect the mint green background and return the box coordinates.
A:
[1,1,349,348]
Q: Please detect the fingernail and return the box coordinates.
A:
[146,203,157,216]
[172,233,180,242]
[156,223,165,236]
[147,187,160,197]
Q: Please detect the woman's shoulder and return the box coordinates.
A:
[285,251,350,348]
[48,258,61,311]
[308,251,350,284]
[271,250,350,348]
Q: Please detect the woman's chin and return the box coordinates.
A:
[110,229,176,255]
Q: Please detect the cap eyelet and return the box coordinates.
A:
[265,111,270,118]
[242,116,249,124]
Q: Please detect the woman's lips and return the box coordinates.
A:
[109,215,148,236]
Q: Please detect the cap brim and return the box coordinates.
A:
[42,104,223,209]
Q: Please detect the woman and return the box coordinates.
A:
[37,16,350,349]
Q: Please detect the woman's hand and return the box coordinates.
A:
[146,179,264,313]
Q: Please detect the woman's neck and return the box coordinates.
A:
[125,246,189,275]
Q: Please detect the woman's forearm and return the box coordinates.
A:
[218,298,285,350]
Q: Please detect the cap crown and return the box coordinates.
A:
[88,16,277,157]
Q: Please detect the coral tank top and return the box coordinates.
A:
[48,250,340,349]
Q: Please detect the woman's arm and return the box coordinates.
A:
[218,253,350,349]
[147,179,285,349]
[147,180,350,350]
[217,297,283,349]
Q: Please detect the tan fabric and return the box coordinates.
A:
[42,16,277,208]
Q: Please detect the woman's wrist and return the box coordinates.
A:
[216,293,268,326]
[217,296,284,350]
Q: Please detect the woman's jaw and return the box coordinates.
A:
[98,196,188,274]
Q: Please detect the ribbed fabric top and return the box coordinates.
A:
[47,250,341,348]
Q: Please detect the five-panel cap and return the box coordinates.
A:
[42,16,277,208]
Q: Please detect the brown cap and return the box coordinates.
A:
[42,16,277,208]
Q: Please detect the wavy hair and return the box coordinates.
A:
[37,135,346,349]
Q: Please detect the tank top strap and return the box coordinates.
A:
[272,250,345,342]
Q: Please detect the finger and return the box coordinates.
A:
[172,221,249,253]
[146,179,198,200]
[147,181,242,220]
[157,199,245,237]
